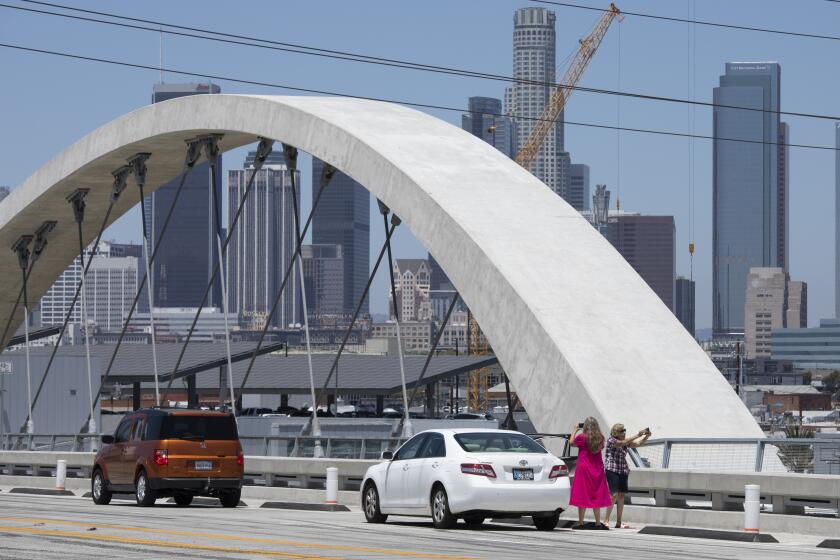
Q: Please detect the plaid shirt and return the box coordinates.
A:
[604,436,629,475]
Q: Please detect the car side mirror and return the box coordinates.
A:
[381,450,393,460]
[101,435,114,445]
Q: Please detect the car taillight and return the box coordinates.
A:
[153,449,168,466]
[549,464,568,479]
[236,452,244,467]
[460,463,496,478]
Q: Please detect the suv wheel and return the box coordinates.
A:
[135,470,157,507]
[362,483,387,523]
[173,493,193,507]
[219,489,241,508]
[91,469,112,505]
[431,486,457,529]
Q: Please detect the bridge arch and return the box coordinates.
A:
[0,94,761,438]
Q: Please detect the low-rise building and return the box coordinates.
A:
[772,319,840,369]
[370,321,433,353]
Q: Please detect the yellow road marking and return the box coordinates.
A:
[0,517,478,560]
[0,525,340,559]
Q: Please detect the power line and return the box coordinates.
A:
[531,0,840,42]
[1,41,836,153]
[2,1,838,122]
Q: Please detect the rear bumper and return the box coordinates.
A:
[447,478,570,514]
[147,477,242,491]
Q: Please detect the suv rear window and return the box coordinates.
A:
[157,415,238,441]
[454,432,546,453]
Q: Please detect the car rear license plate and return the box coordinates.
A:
[513,468,534,480]
[194,460,213,471]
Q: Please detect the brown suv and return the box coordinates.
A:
[91,408,244,507]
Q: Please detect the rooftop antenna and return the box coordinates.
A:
[159,26,163,84]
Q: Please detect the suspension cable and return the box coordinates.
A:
[133,153,161,406]
[283,144,323,456]
[237,160,335,395]
[11,236,33,434]
[203,135,238,415]
[83,143,200,426]
[160,137,274,404]
[318,218,398,399]
[27,178,121,421]
[67,188,98,441]
[381,204,411,437]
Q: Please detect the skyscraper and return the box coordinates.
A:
[568,163,590,211]
[311,159,370,321]
[786,280,807,329]
[712,63,785,337]
[835,123,840,318]
[674,276,695,337]
[227,150,299,330]
[389,259,432,322]
[302,244,344,323]
[146,83,222,310]
[0,186,9,203]
[606,215,676,311]
[505,7,565,195]
[38,241,137,331]
[744,267,787,359]
[462,97,514,157]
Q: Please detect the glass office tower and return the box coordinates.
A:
[712,62,786,337]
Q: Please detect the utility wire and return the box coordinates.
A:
[1,41,837,154]
[531,0,840,42]
[2,2,839,122]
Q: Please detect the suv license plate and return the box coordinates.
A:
[512,468,534,481]
[194,460,213,471]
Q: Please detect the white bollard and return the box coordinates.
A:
[55,459,67,491]
[744,484,760,535]
[325,467,338,505]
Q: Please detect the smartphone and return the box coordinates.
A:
[577,422,584,429]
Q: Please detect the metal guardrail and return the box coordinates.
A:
[632,437,840,475]
[0,433,103,452]
[238,436,407,460]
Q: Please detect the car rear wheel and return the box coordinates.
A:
[362,483,387,523]
[533,513,560,531]
[173,493,193,507]
[91,469,112,505]
[464,516,485,527]
[219,489,241,508]
[134,470,157,507]
[431,486,457,529]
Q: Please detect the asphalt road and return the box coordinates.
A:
[0,492,834,560]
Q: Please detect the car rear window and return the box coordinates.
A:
[158,415,238,441]
[454,432,546,453]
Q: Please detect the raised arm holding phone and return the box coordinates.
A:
[605,424,652,528]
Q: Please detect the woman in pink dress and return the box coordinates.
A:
[569,417,613,529]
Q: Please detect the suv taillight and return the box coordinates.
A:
[549,464,568,479]
[153,449,168,466]
[236,452,244,467]
[460,463,496,478]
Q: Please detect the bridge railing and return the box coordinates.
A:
[0,433,103,452]
[631,437,840,475]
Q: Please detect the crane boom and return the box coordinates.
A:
[514,3,622,170]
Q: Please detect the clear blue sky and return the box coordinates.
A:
[1,0,838,328]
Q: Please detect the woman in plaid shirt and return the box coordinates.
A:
[604,423,651,528]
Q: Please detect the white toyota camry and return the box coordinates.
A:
[361,428,570,530]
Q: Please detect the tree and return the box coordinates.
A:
[823,371,840,396]
[776,424,814,473]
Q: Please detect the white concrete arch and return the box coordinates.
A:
[0,94,762,438]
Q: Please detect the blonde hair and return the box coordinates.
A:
[582,417,604,454]
[610,423,625,438]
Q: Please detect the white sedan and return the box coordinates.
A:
[361,428,570,530]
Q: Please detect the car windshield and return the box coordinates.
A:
[159,415,238,441]
[454,432,546,453]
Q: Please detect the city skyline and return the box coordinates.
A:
[1,1,838,330]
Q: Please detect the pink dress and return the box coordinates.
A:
[569,433,613,508]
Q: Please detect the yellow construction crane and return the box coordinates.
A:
[514,3,623,170]
[466,311,490,413]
